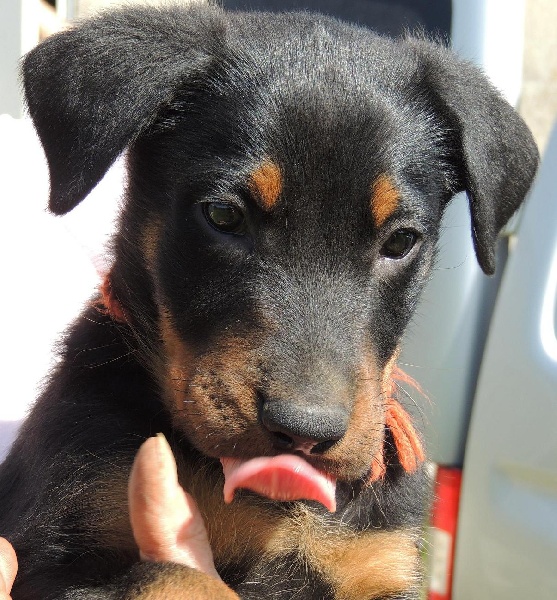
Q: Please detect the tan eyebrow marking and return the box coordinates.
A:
[249,160,282,211]
[371,174,400,227]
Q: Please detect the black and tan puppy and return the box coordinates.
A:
[0,3,538,599]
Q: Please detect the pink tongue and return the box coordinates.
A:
[220,455,337,512]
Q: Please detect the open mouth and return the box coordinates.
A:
[220,454,337,512]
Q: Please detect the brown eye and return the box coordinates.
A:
[203,202,246,234]
[380,229,418,259]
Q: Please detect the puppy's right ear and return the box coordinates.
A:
[22,5,223,215]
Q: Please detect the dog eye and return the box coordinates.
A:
[380,229,418,259]
[203,202,246,234]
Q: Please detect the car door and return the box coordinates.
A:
[452,121,557,600]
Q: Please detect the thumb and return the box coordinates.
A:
[128,434,220,580]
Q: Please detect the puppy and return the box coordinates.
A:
[0,3,538,599]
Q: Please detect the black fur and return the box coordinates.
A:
[0,3,537,599]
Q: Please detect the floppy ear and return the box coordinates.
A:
[408,39,539,275]
[22,5,224,215]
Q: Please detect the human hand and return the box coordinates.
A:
[128,434,221,580]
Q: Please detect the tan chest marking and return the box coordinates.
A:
[278,508,421,599]
[205,498,419,600]
[131,563,240,600]
[314,528,421,599]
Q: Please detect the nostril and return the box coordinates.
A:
[270,431,295,450]
[310,439,339,454]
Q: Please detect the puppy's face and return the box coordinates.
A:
[22,6,537,491]
[125,67,450,482]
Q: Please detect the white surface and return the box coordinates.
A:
[453,122,557,599]
[0,115,122,459]
[452,0,526,105]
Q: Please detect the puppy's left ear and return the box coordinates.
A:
[408,39,539,275]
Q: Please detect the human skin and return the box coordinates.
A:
[0,537,17,600]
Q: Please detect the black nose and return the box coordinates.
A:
[261,399,348,455]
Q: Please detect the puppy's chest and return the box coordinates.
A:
[207,501,420,600]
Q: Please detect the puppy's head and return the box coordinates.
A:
[23,6,538,498]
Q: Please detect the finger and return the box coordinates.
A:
[0,537,17,596]
[128,434,220,580]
